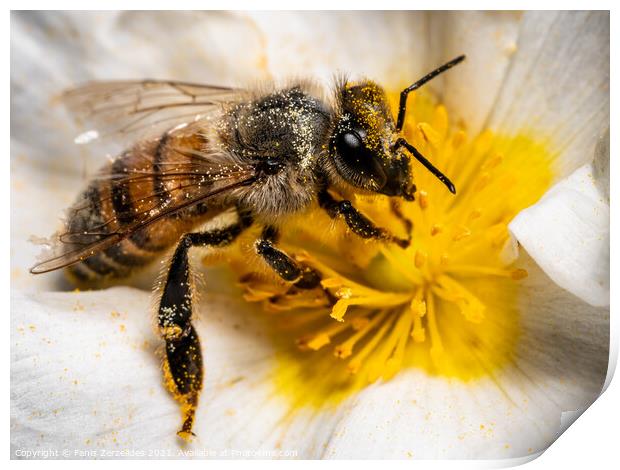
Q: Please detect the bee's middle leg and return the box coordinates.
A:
[158,214,252,439]
[255,226,325,291]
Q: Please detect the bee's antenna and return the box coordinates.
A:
[393,138,456,194]
[396,55,466,132]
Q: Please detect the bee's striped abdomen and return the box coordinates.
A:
[66,131,219,283]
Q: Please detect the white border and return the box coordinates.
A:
[3,0,618,10]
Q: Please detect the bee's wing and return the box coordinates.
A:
[30,162,257,274]
[62,79,243,142]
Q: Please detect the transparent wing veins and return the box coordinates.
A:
[63,79,241,139]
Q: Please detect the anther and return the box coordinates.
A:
[418,123,441,147]
[482,153,503,171]
[351,317,370,331]
[336,287,353,299]
[419,191,429,210]
[468,209,483,221]
[452,225,471,241]
[452,130,467,149]
[414,250,428,268]
[474,172,491,192]
[430,224,443,236]
[307,334,330,351]
[331,300,349,322]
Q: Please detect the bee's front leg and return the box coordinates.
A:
[157,214,251,440]
[318,188,411,248]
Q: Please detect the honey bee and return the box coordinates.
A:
[31,55,465,439]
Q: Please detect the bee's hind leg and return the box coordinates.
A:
[157,213,252,440]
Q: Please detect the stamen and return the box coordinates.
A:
[418,191,429,210]
[297,319,352,351]
[321,277,345,289]
[331,300,349,321]
[445,265,514,277]
[430,224,443,236]
[434,275,486,323]
[418,122,441,147]
[414,250,428,268]
[379,246,423,284]
[474,172,491,192]
[452,225,472,241]
[348,315,396,375]
[351,316,370,331]
[486,223,509,247]
[334,310,389,359]
[451,130,467,149]
[410,290,427,343]
[367,310,412,381]
[482,153,504,171]
[425,291,444,363]
[383,309,414,380]
[304,334,330,351]
[432,105,449,138]
[411,312,426,342]
[468,209,483,221]
[330,291,412,322]
[336,287,353,299]
[511,269,528,280]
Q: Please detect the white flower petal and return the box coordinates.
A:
[513,253,609,410]
[11,288,181,452]
[591,128,610,201]
[427,11,522,135]
[486,11,609,179]
[509,131,610,307]
[316,254,608,459]
[240,11,429,85]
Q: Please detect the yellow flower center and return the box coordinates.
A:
[216,91,554,408]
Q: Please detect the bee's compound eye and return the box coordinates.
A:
[333,129,387,190]
[336,131,363,161]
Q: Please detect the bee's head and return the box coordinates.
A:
[329,60,464,199]
[329,80,416,200]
